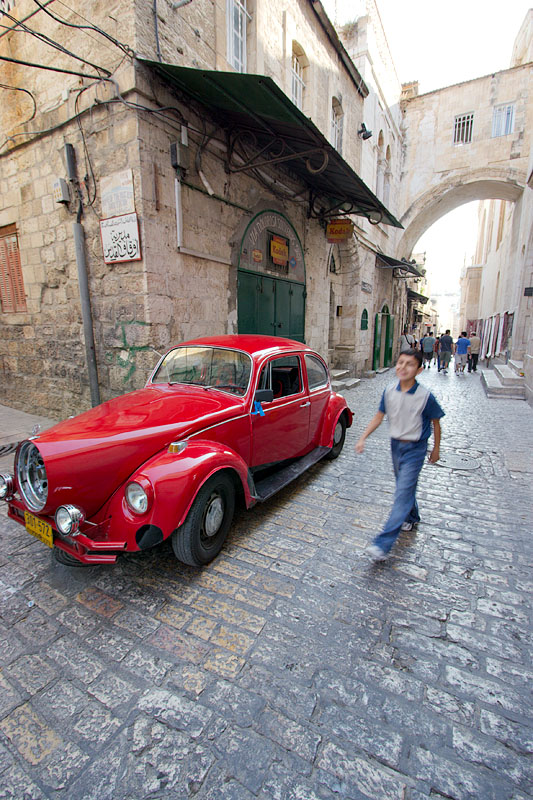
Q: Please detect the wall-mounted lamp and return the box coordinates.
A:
[358,123,373,140]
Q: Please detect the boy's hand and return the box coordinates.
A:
[428,448,439,463]
[355,438,365,454]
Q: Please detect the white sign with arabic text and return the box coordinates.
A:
[100,213,142,264]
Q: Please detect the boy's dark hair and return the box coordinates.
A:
[398,348,423,367]
[461,331,467,337]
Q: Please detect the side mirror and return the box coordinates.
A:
[254,389,273,404]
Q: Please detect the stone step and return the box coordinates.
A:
[508,359,525,377]
[493,364,525,386]
[480,370,526,400]
[330,369,350,379]
[345,378,361,389]
[331,381,346,391]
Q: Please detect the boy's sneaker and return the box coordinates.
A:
[401,521,414,531]
[367,544,388,561]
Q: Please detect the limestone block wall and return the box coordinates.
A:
[0,93,147,416]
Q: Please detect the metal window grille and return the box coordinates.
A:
[492,104,515,137]
[227,0,249,73]
[331,102,343,153]
[291,53,305,110]
[453,112,474,145]
[361,309,368,330]
[0,226,26,313]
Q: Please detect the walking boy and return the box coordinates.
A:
[355,349,444,561]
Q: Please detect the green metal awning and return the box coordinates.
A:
[407,288,429,304]
[376,253,422,276]
[140,60,402,228]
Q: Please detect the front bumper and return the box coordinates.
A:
[7,499,127,564]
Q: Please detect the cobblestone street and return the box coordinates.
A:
[0,368,532,800]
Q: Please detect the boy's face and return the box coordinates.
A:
[395,354,423,381]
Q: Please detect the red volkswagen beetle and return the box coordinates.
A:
[0,336,352,567]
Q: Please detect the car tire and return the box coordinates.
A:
[325,414,346,460]
[172,473,235,566]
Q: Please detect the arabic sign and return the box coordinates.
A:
[100,169,135,218]
[100,213,142,264]
[326,218,354,243]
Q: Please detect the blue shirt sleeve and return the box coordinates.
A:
[379,390,386,414]
[425,392,445,420]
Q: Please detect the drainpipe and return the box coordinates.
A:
[65,144,101,406]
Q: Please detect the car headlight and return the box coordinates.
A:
[125,482,149,514]
[0,473,15,500]
[55,504,85,537]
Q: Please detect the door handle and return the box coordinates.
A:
[300,401,310,407]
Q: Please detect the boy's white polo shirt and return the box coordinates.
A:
[379,380,444,441]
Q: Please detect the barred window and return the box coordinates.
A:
[331,97,344,153]
[0,224,26,313]
[291,44,306,110]
[361,309,368,330]
[453,112,474,145]
[492,104,515,137]
[227,0,250,73]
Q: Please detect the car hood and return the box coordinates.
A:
[22,385,245,516]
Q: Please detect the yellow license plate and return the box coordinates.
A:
[24,512,53,548]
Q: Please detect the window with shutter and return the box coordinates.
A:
[0,225,27,313]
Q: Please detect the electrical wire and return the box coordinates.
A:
[0,84,37,125]
[1,9,110,76]
[32,0,135,58]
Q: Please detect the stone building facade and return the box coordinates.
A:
[0,0,403,417]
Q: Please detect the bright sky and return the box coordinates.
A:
[324,0,531,300]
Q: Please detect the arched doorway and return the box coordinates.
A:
[373,304,394,370]
[237,210,306,341]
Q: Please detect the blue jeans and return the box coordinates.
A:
[374,438,428,553]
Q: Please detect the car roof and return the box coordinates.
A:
[175,335,319,360]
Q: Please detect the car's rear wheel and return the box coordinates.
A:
[325,414,346,460]
[172,473,235,566]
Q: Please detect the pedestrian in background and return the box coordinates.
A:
[356,348,444,561]
[400,327,416,352]
[455,332,471,373]
[468,331,481,372]
[439,329,454,374]
[433,335,440,370]
[422,331,436,368]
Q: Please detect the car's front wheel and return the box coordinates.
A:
[172,473,235,566]
[325,414,346,460]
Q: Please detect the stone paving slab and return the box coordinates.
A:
[0,370,532,799]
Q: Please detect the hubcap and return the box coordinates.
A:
[333,421,343,445]
[203,493,224,537]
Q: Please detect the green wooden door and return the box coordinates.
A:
[373,313,382,370]
[287,283,305,342]
[384,314,395,367]
[237,271,258,335]
[238,270,304,341]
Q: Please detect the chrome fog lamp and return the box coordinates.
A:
[55,504,85,537]
[125,482,149,514]
[0,473,15,500]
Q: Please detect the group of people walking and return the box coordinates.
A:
[399,328,481,374]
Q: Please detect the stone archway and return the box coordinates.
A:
[396,171,524,258]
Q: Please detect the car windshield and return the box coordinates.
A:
[151,346,252,397]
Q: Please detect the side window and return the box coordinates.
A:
[0,224,26,313]
[305,354,328,390]
[361,309,368,330]
[269,355,302,398]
